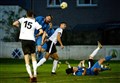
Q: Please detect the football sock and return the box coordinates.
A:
[90,47,100,58]
[38,52,43,60]
[101,68,109,71]
[68,64,71,68]
[82,61,85,67]
[105,56,112,61]
[52,60,58,73]
[32,61,37,77]
[37,58,46,67]
[25,64,32,78]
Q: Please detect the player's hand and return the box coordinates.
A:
[36,34,39,37]
[61,45,64,49]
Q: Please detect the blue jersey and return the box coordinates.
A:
[75,67,84,76]
[35,16,50,35]
[75,67,93,76]
[46,28,54,38]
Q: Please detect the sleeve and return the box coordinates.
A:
[35,22,42,30]
[35,16,43,23]
[18,17,24,23]
[35,16,40,22]
[75,71,82,76]
[58,29,63,35]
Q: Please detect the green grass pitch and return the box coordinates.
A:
[0,58,120,83]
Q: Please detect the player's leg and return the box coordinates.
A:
[37,40,53,67]
[65,61,71,68]
[88,41,102,68]
[31,53,37,82]
[24,54,33,78]
[31,53,37,77]
[91,51,117,75]
[78,60,85,67]
[36,36,42,59]
[51,52,59,74]
[21,40,33,78]
[98,50,117,65]
[89,41,102,59]
[37,52,50,67]
[38,48,45,60]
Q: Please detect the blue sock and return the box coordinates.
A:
[105,56,112,61]
[38,52,43,60]
[101,68,109,71]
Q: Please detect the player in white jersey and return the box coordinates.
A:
[37,22,67,75]
[13,11,43,82]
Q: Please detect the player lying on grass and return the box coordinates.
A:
[37,22,67,75]
[65,42,116,76]
[13,11,43,82]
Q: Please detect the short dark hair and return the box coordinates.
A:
[65,67,73,74]
[46,15,53,20]
[26,11,34,17]
[59,22,67,26]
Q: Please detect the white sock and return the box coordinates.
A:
[68,64,71,68]
[82,63,85,67]
[25,64,32,78]
[52,60,58,73]
[101,65,104,68]
[37,58,46,67]
[32,61,37,77]
[90,47,100,58]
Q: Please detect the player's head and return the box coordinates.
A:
[66,67,73,75]
[45,15,53,23]
[59,22,67,29]
[26,11,34,18]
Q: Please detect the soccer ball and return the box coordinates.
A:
[60,2,68,9]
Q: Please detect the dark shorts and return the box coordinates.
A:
[88,59,95,68]
[46,40,57,54]
[21,40,35,55]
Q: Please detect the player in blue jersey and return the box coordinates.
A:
[37,22,55,60]
[34,15,53,60]
[66,52,116,76]
[65,42,116,76]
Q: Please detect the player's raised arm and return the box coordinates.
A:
[13,20,19,28]
[57,32,64,49]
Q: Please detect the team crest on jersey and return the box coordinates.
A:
[12,48,22,59]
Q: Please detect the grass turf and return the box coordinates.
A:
[0,58,120,83]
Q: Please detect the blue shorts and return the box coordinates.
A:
[91,61,101,75]
[36,36,47,50]
[36,36,42,45]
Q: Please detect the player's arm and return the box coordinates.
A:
[36,28,43,37]
[82,67,86,76]
[41,31,47,45]
[57,32,64,49]
[13,20,19,28]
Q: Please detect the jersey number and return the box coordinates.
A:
[24,21,32,29]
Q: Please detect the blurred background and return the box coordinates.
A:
[0,0,120,60]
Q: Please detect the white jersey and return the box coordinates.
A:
[18,17,42,41]
[49,28,63,44]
